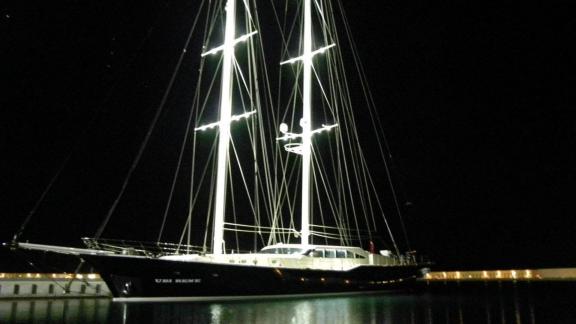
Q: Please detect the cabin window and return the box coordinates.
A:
[49,284,55,294]
[336,250,346,258]
[309,249,324,257]
[95,284,101,294]
[31,284,37,295]
[260,248,306,255]
[14,284,20,295]
[325,249,336,258]
[80,285,86,294]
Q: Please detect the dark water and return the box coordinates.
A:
[1,283,575,323]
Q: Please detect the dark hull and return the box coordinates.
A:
[81,254,425,300]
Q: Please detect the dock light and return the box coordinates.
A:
[511,270,517,279]
[0,273,5,278]
[482,271,489,278]
[525,270,532,278]
[496,270,502,278]
[88,274,97,279]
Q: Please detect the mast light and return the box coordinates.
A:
[201,31,259,57]
[195,110,257,132]
[280,44,336,65]
[276,122,338,142]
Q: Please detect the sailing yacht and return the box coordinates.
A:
[13,0,429,300]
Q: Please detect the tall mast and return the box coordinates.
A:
[197,0,257,254]
[213,0,236,255]
[300,0,313,246]
[277,0,337,247]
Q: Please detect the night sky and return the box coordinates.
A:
[2,1,575,270]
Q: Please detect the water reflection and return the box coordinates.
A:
[0,298,110,323]
[1,283,575,323]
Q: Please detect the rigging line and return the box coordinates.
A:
[236,62,259,122]
[250,63,273,245]
[271,139,302,241]
[268,0,287,120]
[322,15,345,206]
[268,0,301,74]
[94,1,207,239]
[200,144,218,253]
[342,105,378,237]
[310,154,346,245]
[244,13,260,250]
[222,228,299,235]
[355,142,380,231]
[275,2,305,118]
[313,0,331,36]
[335,120,364,245]
[186,137,218,229]
[223,222,272,229]
[270,151,299,245]
[233,58,254,109]
[177,212,191,253]
[278,150,301,243]
[258,4,292,246]
[186,2,217,249]
[314,144,353,245]
[335,2,393,235]
[156,0,209,243]
[229,136,258,220]
[322,4,346,239]
[12,155,68,243]
[310,145,344,235]
[311,64,337,117]
[362,152,400,255]
[227,158,241,252]
[325,7,378,242]
[223,223,319,234]
[337,0,410,250]
[323,52,365,240]
[322,2,355,231]
[252,0,281,227]
[330,3,398,252]
[274,70,305,232]
[313,148,349,243]
[156,84,197,243]
[308,229,356,238]
[11,5,167,243]
[181,0,225,247]
[279,62,303,123]
[329,68,345,241]
[320,48,339,171]
[241,0,255,25]
[287,157,301,243]
[227,33,266,248]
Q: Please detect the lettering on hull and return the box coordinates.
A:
[154,278,202,284]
